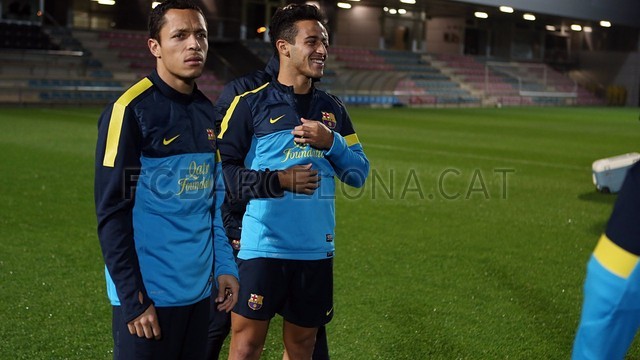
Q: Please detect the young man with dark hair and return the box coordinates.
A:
[94,1,239,358]
[207,55,331,359]
[217,4,369,359]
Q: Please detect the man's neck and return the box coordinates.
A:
[277,71,312,95]
[157,67,195,95]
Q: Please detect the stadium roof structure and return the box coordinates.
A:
[333,0,640,28]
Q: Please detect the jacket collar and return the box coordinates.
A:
[149,69,201,104]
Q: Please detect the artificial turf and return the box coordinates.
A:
[0,105,638,359]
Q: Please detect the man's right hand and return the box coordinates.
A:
[277,164,319,194]
[127,304,162,340]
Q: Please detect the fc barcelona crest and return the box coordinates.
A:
[321,111,336,129]
[206,128,215,141]
[248,293,264,311]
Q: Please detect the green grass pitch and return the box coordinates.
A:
[0,105,639,359]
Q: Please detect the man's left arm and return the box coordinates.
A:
[293,116,369,188]
[211,150,239,311]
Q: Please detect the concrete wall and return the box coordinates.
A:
[425,17,465,54]
[333,5,380,49]
[578,51,640,106]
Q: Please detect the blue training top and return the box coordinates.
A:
[94,70,238,323]
[217,80,369,261]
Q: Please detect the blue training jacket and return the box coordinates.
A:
[94,70,238,323]
[217,79,369,260]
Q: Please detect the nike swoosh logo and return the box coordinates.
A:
[269,115,285,124]
[326,307,333,316]
[163,134,180,145]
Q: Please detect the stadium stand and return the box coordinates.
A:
[0,26,226,106]
[0,22,58,50]
[0,21,131,105]
[429,53,605,106]
[0,24,606,107]
[0,47,124,104]
[239,41,485,107]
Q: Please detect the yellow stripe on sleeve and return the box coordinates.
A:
[593,234,639,279]
[217,82,269,139]
[215,149,221,163]
[102,78,153,167]
[344,133,361,147]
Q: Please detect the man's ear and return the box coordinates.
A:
[276,39,290,58]
[148,38,161,58]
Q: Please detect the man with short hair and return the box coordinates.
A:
[217,4,369,359]
[207,54,331,360]
[94,1,238,358]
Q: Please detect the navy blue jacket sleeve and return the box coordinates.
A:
[221,197,245,240]
[215,73,270,240]
[94,104,153,323]
[606,162,640,254]
[217,96,284,202]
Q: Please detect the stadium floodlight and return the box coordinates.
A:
[474,12,488,19]
[398,9,407,14]
[523,13,535,21]
[583,26,592,33]
[347,0,360,1]
[383,7,389,12]
[499,6,514,13]
[600,20,611,27]
[545,25,556,31]
[97,0,115,5]
[151,2,161,8]
[389,8,397,14]
[400,0,417,4]
[570,24,582,31]
[337,2,352,9]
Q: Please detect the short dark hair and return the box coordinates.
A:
[268,4,326,53]
[148,0,205,41]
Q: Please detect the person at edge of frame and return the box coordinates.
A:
[572,161,640,360]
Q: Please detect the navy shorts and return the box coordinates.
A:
[233,257,333,328]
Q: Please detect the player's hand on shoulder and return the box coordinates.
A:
[277,163,319,195]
